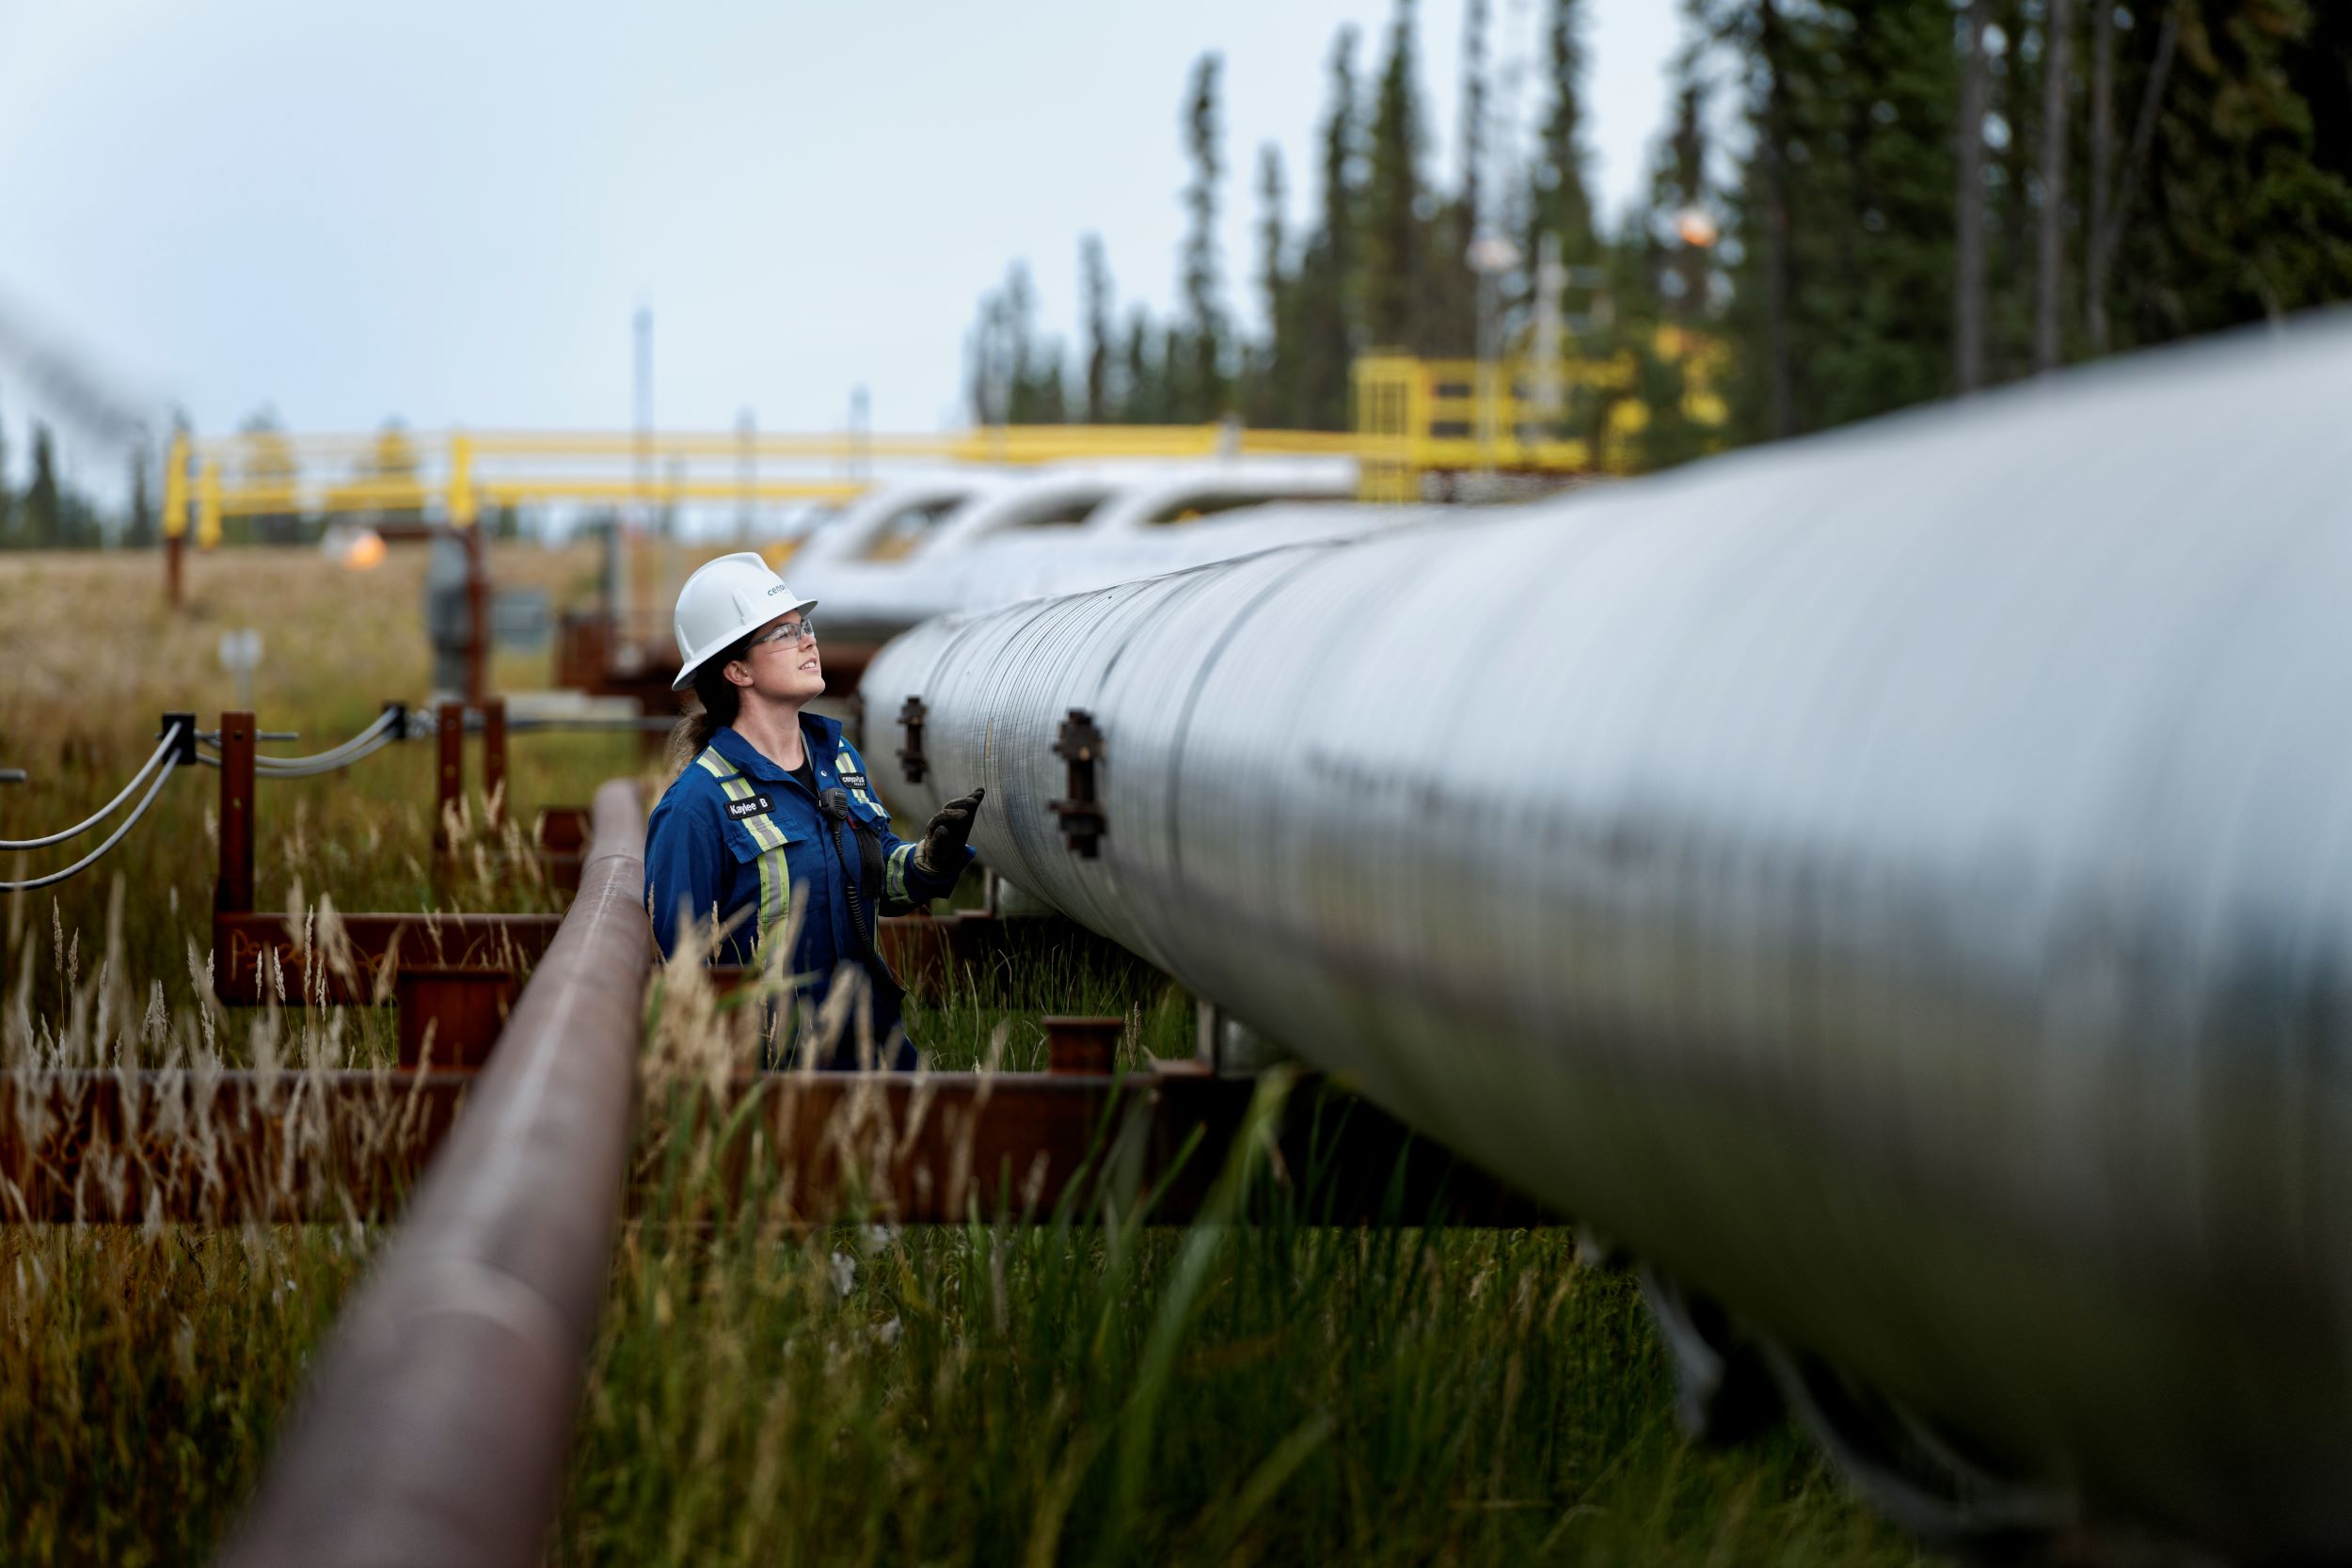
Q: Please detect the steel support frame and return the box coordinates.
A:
[183,742,1500,1230]
[210,909,1057,1009]
[0,1062,1542,1227]
[533,804,592,893]
[214,701,519,915]
[214,908,1127,1085]
[215,710,256,915]
[214,911,562,1005]
[432,700,464,863]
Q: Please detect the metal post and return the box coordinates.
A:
[849,385,870,482]
[463,528,489,708]
[163,434,189,610]
[1467,233,1522,479]
[197,459,223,550]
[215,712,255,915]
[482,697,507,832]
[447,431,476,528]
[435,702,464,861]
[1044,1016,1121,1076]
[1194,999,1227,1075]
[1530,231,1566,422]
[625,304,652,663]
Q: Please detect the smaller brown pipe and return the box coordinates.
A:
[214,712,254,914]
[214,780,651,1568]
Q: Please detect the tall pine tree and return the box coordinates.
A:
[1362,0,1429,350]
[1715,0,1956,436]
[1295,26,1365,428]
[0,394,13,547]
[1249,144,1300,425]
[23,426,61,548]
[1081,235,1115,422]
[947,0,2352,460]
[2112,0,2352,341]
[125,442,157,548]
[1180,53,1230,419]
[1426,0,1491,357]
[1122,309,1168,423]
[1531,0,1599,271]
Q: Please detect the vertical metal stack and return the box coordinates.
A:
[864,314,2352,1560]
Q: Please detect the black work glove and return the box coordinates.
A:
[914,787,985,876]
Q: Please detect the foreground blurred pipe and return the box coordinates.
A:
[864,315,2352,1560]
[216,779,649,1568]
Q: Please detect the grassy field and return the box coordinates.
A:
[0,545,1919,1566]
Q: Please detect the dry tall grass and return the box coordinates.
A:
[1,543,641,1560]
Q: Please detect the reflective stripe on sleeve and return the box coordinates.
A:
[886,841,914,905]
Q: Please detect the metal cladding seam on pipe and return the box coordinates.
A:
[215,778,651,1568]
[863,313,2352,1561]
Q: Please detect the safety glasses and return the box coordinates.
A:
[748,616,818,650]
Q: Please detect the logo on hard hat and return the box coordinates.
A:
[769,584,791,595]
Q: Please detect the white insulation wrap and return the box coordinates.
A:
[863,316,2352,1560]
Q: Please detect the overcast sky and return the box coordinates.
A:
[0,0,1689,491]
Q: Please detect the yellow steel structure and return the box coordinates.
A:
[1353,329,1731,502]
[159,341,1726,541]
[161,422,1361,543]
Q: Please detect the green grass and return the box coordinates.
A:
[563,1068,1912,1567]
[908,931,1199,1072]
[0,548,1923,1567]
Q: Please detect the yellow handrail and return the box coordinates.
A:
[159,340,1724,546]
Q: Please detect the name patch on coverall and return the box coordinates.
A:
[724,794,776,820]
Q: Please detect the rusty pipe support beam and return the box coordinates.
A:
[208,908,1121,1015]
[215,778,650,1568]
[1043,1015,1121,1075]
[464,526,490,709]
[0,1065,1541,1228]
[432,700,464,863]
[653,1066,1545,1227]
[213,911,562,1006]
[214,712,254,914]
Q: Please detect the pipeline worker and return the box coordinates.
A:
[644,552,983,1069]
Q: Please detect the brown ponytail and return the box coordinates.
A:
[663,632,755,783]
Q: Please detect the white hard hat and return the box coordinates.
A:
[671,551,818,691]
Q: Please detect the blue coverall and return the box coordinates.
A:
[644,715,970,1067]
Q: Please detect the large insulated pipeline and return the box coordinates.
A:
[863,315,2352,1560]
